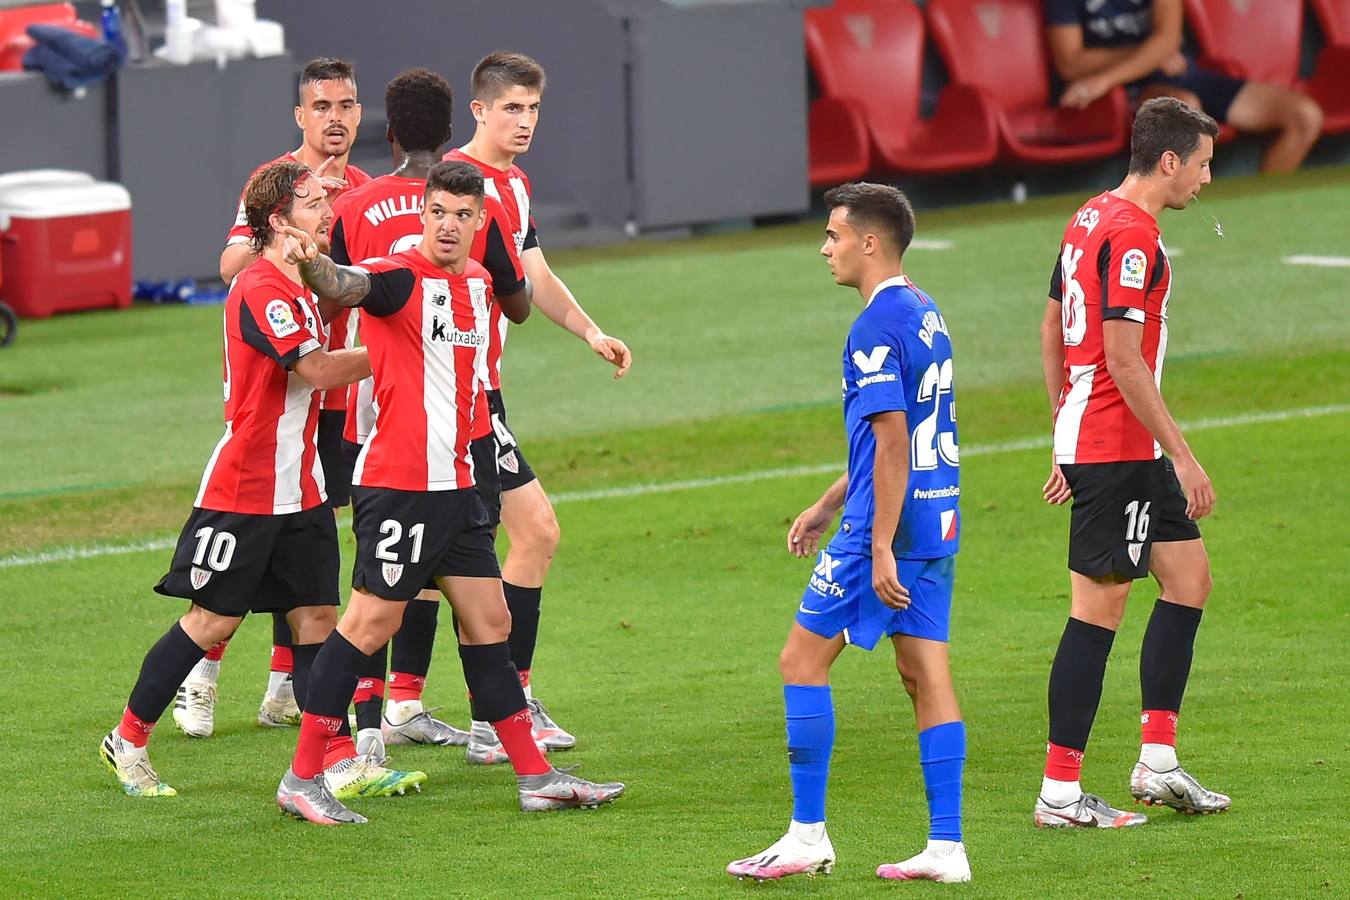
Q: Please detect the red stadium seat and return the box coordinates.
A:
[925,0,1127,165]
[1311,0,1350,46]
[1186,0,1350,134]
[0,3,99,72]
[807,96,870,187]
[1307,0,1350,132]
[804,0,998,179]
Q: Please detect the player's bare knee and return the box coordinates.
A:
[530,507,561,558]
[1289,96,1323,140]
[288,606,336,644]
[779,645,826,685]
[182,605,240,647]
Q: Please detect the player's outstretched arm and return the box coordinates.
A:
[521,248,631,378]
[787,473,848,558]
[869,411,911,610]
[1103,320,1215,519]
[1040,297,1072,505]
[281,226,371,308]
[220,243,255,284]
[292,346,371,392]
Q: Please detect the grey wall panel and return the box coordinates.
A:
[115,56,296,280]
[0,73,108,177]
[628,2,809,228]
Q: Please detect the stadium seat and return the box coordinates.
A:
[1307,0,1350,133]
[803,0,998,178]
[1185,0,1350,134]
[0,3,99,72]
[925,0,1127,165]
[806,96,870,187]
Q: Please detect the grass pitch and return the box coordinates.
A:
[0,168,1347,897]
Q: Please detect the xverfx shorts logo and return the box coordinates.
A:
[808,552,845,599]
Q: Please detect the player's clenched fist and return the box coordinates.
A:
[280,225,319,266]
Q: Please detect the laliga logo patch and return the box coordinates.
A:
[499,450,519,474]
[1119,249,1147,290]
[190,567,212,590]
[265,299,300,338]
[382,562,404,586]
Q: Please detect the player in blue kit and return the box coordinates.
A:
[727,182,969,885]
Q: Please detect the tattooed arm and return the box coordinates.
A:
[279,225,370,307]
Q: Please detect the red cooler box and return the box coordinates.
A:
[0,170,132,318]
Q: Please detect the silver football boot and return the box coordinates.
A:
[1130,762,1231,814]
[517,768,625,811]
[384,709,471,747]
[276,768,367,825]
[1034,792,1148,828]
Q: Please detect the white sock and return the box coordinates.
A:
[1139,742,1178,771]
[190,658,220,683]
[356,727,382,750]
[789,820,826,845]
[1040,776,1081,807]
[386,699,423,726]
[265,670,288,697]
[522,682,533,701]
[926,839,962,857]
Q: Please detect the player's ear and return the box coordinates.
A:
[470,98,485,124]
[1160,149,1179,176]
[352,101,362,127]
[294,104,304,129]
[475,203,486,232]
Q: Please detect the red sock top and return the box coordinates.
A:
[1141,710,1179,747]
[493,709,550,776]
[1044,742,1085,781]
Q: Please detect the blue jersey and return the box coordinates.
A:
[829,276,959,561]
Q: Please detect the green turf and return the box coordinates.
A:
[0,168,1348,897]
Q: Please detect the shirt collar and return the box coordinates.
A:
[867,274,910,306]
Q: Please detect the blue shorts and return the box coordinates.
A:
[795,550,955,650]
[1132,57,1245,123]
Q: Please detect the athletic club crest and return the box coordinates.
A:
[498,450,519,474]
[382,563,404,586]
[1127,542,1143,566]
[190,567,212,590]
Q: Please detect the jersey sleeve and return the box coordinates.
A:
[1048,249,1064,301]
[238,288,323,369]
[1043,0,1082,27]
[1098,225,1155,324]
[848,320,908,420]
[481,204,527,295]
[225,188,251,248]
[350,257,417,318]
[522,217,540,253]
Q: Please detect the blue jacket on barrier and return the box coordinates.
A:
[22,24,125,91]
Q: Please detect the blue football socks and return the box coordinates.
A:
[919,719,966,842]
[784,684,834,824]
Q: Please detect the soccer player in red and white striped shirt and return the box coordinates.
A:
[327,68,531,763]
[1034,98,1229,828]
[445,51,633,757]
[274,162,625,824]
[176,58,373,738]
[99,161,374,799]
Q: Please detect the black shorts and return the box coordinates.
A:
[155,505,340,616]
[1134,57,1245,123]
[486,389,537,492]
[1061,457,1202,581]
[470,434,502,528]
[318,410,354,508]
[350,485,500,601]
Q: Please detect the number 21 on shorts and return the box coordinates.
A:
[375,518,425,587]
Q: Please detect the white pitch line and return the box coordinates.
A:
[1282,254,1350,268]
[3,403,1347,572]
[910,239,954,250]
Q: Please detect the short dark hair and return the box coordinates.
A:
[1129,97,1219,175]
[425,161,485,204]
[823,182,915,255]
[299,57,356,100]
[386,68,453,153]
[244,161,316,254]
[471,51,546,103]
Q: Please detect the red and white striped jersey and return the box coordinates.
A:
[1049,192,1173,464]
[444,148,539,391]
[195,258,328,515]
[329,173,525,444]
[349,249,494,492]
[222,152,371,412]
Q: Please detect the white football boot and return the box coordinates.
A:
[876,841,971,883]
[727,823,835,881]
